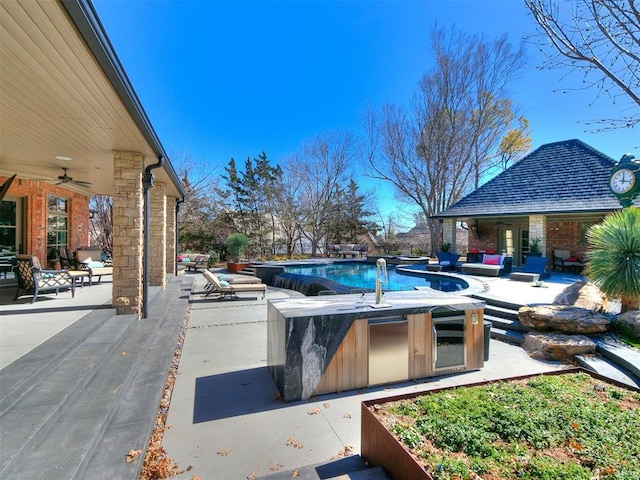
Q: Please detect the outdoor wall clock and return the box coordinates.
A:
[609,153,640,208]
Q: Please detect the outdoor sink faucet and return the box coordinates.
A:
[375,258,388,304]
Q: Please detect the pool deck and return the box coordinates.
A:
[0,265,589,479]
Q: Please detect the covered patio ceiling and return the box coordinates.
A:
[0,0,184,198]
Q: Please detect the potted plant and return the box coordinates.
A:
[527,237,542,257]
[225,233,249,273]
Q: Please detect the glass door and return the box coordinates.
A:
[499,227,521,266]
[432,315,466,371]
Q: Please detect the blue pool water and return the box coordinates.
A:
[284,262,468,293]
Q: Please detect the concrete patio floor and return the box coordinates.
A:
[161,270,582,480]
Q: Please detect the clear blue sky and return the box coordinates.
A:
[94,0,637,221]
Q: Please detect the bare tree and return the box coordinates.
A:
[89,195,113,255]
[175,154,228,255]
[525,0,640,129]
[365,27,526,255]
[271,167,303,257]
[287,131,355,256]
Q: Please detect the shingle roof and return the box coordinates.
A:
[434,139,636,218]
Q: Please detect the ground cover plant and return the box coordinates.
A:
[379,372,640,479]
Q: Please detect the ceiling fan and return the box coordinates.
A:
[55,167,92,187]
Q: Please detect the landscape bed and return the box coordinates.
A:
[361,369,640,480]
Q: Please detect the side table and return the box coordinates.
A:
[69,270,90,289]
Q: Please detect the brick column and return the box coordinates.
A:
[148,182,167,287]
[112,151,144,316]
[442,218,457,252]
[529,214,547,255]
[165,200,176,275]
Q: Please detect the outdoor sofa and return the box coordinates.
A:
[460,254,512,277]
[178,253,211,271]
[327,244,368,258]
[76,249,113,285]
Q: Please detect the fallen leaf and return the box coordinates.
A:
[308,408,321,415]
[126,449,142,463]
[246,473,258,479]
[290,470,299,478]
[217,449,230,456]
[286,437,303,449]
[323,402,330,409]
[343,413,352,419]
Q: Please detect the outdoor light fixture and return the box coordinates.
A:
[89,209,96,219]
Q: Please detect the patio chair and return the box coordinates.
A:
[552,250,585,272]
[509,256,550,282]
[202,270,266,299]
[13,254,75,303]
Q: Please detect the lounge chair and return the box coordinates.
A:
[509,256,551,282]
[203,271,262,292]
[202,270,266,299]
[13,254,75,303]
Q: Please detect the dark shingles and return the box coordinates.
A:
[435,139,636,218]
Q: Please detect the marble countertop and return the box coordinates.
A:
[268,290,485,320]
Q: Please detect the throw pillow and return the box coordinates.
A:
[220,280,230,287]
[483,254,501,265]
[439,260,451,266]
[88,261,104,268]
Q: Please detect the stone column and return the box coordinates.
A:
[529,214,547,255]
[442,218,457,252]
[112,151,144,317]
[148,182,167,287]
[165,200,176,275]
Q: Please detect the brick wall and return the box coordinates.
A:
[1,176,90,265]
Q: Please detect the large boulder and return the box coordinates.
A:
[522,332,596,361]
[553,281,609,312]
[519,305,612,334]
[614,310,640,342]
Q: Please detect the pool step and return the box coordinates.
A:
[575,354,640,389]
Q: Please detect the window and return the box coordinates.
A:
[580,222,597,244]
[47,195,68,259]
[0,200,17,253]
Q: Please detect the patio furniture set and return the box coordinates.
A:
[327,244,369,258]
[12,249,113,304]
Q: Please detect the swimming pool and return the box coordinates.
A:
[283,262,469,293]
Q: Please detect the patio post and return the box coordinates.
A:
[112,151,144,317]
[442,218,457,252]
[148,182,167,288]
[165,199,176,276]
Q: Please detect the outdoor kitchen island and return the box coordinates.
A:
[267,291,486,402]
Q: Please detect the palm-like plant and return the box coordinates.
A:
[586,207,640,312]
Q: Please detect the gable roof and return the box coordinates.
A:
[434,139,635,219]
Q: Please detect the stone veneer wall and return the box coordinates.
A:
[165,200,176,274]
[148,182,166,287]
[112,152,144,316]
